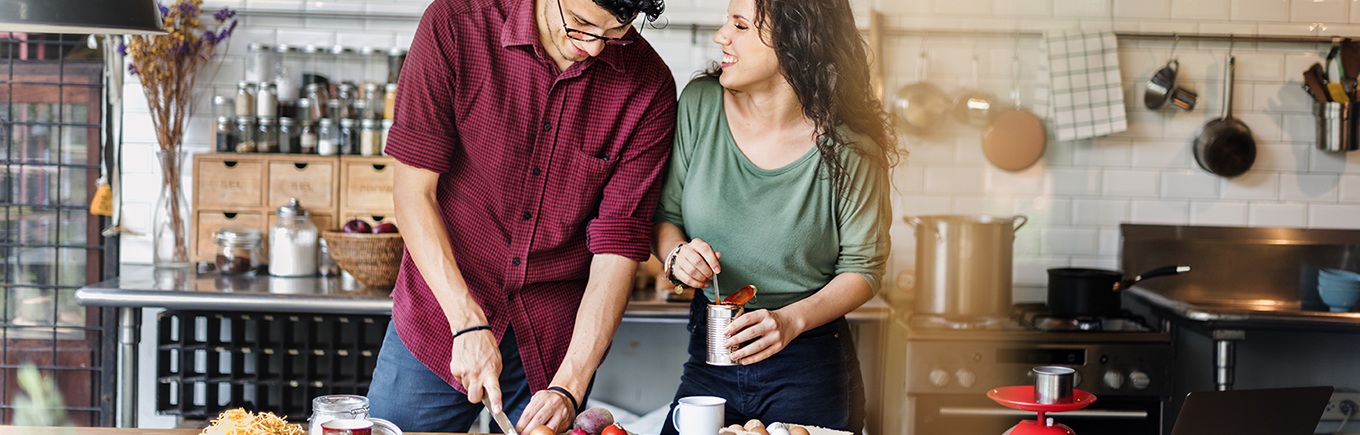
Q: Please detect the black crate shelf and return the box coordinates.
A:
[155,310,389,420]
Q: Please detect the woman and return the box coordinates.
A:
[651,0,897,431]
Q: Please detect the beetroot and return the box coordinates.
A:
[573,407,614,434]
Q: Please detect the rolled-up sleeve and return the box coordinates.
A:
[383,1,461,174]
[834,149,893,293]
[587,77,678,261]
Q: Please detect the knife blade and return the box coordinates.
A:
[488,405,520,435]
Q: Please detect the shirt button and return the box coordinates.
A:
[512,257,521,266]
[531,168,541,176]
[541,122,551,132]
[522,212,532,220]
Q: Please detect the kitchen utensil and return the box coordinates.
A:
[892,49,950,136]
[1193,54,1256,177]
[1303,64,1331,103]
[1033,366,1075,404]
[954,55,996,127]
[905,215,1028,320]
[1328,43,1351,103]
[1144,60,1180,110]
[489,405,520,435]
[1046,265,1190,317]
[671,396,726,435]
[983,52,1046,171]
[1313,101,1358,152]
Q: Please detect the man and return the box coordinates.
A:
[366,0,675,431]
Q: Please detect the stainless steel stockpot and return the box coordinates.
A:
[904,215,1027,319]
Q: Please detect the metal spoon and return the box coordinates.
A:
[711,273,721,304]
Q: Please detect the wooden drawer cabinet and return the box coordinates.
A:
[193,210,264,262]
[267,158,337,211]
[340,156,395,214]
[194,155,266,209]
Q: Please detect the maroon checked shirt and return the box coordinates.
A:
[382,0,677,394]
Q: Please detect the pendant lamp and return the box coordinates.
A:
[0,0,165,34]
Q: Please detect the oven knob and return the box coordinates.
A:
[1103,370,1125,389]
[929,368,951,387]
[1129,370,1151,390]
[955,369,976,388]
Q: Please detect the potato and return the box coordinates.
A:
[524,425,557,435]
[573,407,615,434]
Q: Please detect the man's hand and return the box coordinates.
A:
[517,388,575,433]
[449,330,504,412]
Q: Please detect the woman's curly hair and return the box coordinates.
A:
[710,0,898,194]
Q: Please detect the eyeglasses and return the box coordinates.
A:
[556,0,636,46]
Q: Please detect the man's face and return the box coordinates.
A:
[548,0,633,62]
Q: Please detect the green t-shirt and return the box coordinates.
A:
[655,77,892,310]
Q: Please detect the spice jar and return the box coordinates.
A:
[278,117,298,154]
[214,228,264,275]
[234,116,257,153]
[381,119,393,155]
[335,82,357,120]
[360,119,382,156]
[304,82,329,121]
[235,81,256,117]
[317,118,338,156]
[269,198,319,277]
[215,116,236,153]
[244,43,274,83]
[387,47,407,85]
[256,81,278,118]
[339,118,358,155]
[299,120,318,154]
[256,117,279,153]
[383,83,397,120]
[362,82,382,120]
[274,44,300,115]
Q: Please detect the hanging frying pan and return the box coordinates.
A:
[892,49,950,137]
[1193,54,1256,177]
[982,51,1046,171]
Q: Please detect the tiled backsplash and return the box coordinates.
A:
[120,0,1360,301]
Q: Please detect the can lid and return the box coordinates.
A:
[277,198,310,218]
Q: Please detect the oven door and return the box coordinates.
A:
[912,394,1164,435]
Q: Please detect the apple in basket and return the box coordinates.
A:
[323,221,405,289]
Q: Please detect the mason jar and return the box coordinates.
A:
[234,116,257,153]
[299,121,318,154]
[256,117,279,153]
[235,81,256,118]
[360,118,381,156]
[244,43,274,83]
[317,118,339,156]
[278,117,298,154]
[338,118,358,155]
[215,116,236,153]
[213,228,264,275]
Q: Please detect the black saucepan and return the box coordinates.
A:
[1047,265,1191,317]
[1193,54,1256,177]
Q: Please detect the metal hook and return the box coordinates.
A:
[1169,34,1179,60]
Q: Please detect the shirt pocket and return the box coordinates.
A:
[547,147,615,230]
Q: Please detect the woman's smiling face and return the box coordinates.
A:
[712,0,782,92]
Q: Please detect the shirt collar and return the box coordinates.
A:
[499,0,634,72]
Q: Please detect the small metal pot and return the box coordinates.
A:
[1047,265,1190,317]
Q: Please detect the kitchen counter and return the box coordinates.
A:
[0,428,455,435]
[76,266,890,322]
[76,266,890,428]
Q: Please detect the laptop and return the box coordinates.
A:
[1169,386,1334,435]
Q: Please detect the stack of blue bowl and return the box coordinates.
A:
[1317,268,1360,312]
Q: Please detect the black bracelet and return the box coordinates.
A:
[451,324,491,339]
[546,386,579,411]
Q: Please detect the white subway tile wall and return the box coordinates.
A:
[118,0,1360,297]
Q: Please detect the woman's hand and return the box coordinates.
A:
[668,238,722,290]
[517,388,575,434]
[724,308,803,365]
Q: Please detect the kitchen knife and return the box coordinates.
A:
[1304,68,1330,102]
[488,405,520,435]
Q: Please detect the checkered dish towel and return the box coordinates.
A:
[1033,31,1127,141]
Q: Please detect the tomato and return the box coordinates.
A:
[601,422,627,435]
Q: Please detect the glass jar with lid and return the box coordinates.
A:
[387,47,407,85]
[304,82,329,121]
[299,120,319,154]
[338,118,358,155]
[317,118,339,156]
[362,82,382,120]
[360,119,382,156]
[234,116,257,153]
[383,83,397,120]
[256,117,279,153]
[214,228,264,275]
[245,43,274,83]
[269,198,319,277]
[273,44,300,116]
[381,119,394,155]
[215,116,236,153]
[256,82,278,118]
[235,81,256,117]
[278,117,298,154]
[334,82,357,120]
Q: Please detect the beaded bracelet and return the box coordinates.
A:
[451,324,491,340]
[546,386,579,412]
[664,243,686,288]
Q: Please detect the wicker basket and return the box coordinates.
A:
[321,231,405,289]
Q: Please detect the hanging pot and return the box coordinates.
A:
[1193,54,1255,177]
[1046,265,1190,317]
[893,50,950,136]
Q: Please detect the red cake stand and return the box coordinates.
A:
[988,386,1097,435]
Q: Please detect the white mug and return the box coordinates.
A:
[671,396,726,435]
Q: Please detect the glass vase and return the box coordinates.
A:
[153,150,192,268]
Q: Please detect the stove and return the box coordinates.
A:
[891,303,1174,435]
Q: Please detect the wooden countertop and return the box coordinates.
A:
[0,428,461,435]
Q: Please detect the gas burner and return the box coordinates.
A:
[909,313,1020,330]
[1014,303,1155,332]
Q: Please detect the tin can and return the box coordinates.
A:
[706,304,739,366]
